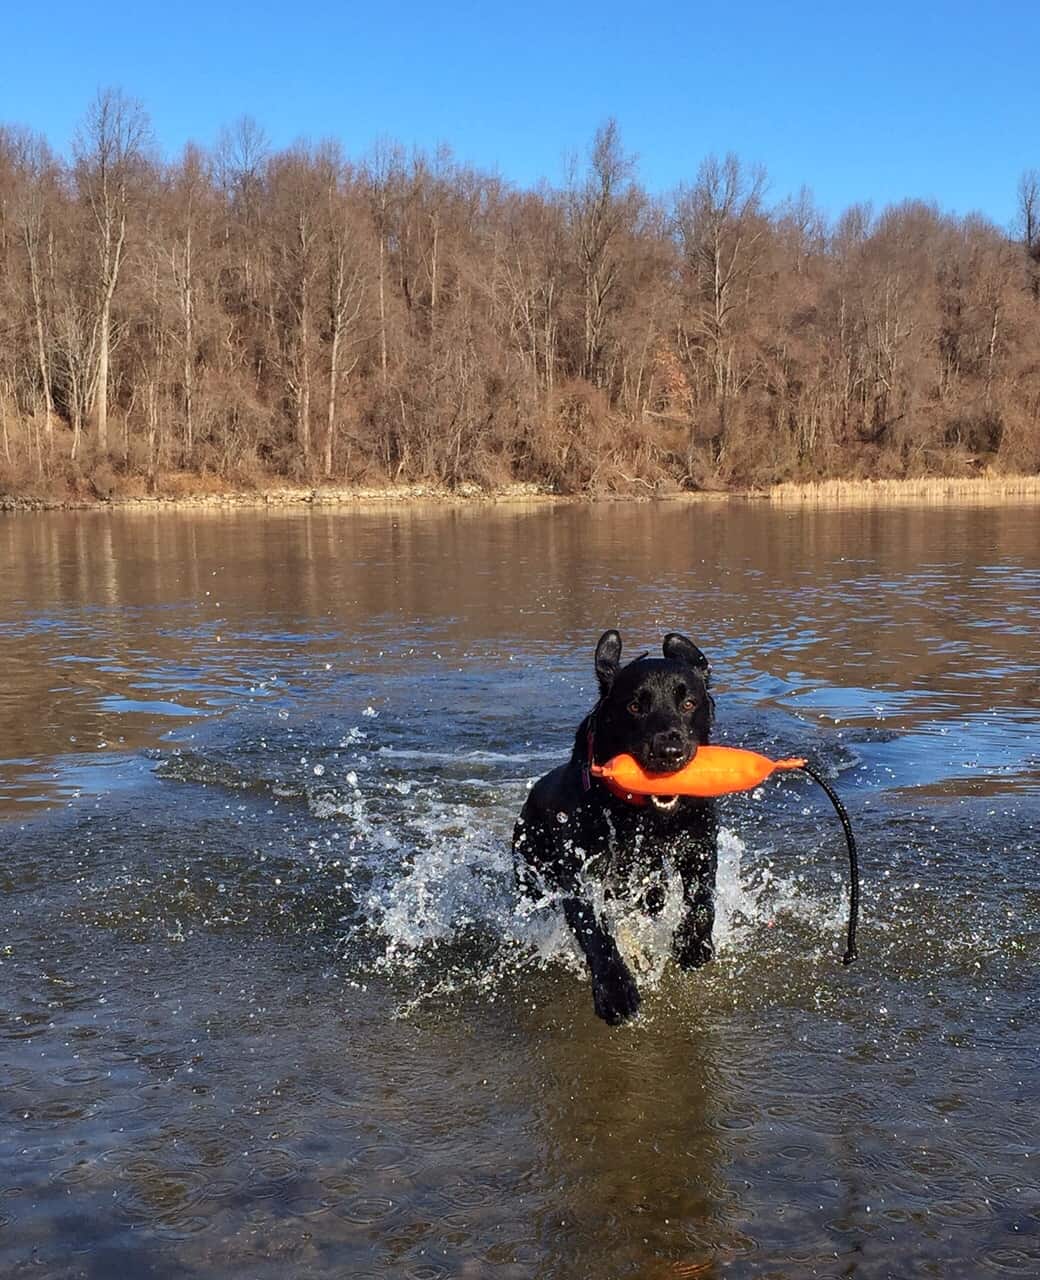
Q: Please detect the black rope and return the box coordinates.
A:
[796,762,859,964]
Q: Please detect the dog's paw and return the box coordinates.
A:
[641,883,666,917]
[674,931,715,971]
[591,960,641,1025]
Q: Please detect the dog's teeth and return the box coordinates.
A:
[650,794,679,811]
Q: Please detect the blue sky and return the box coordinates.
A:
[3,1,1037,227]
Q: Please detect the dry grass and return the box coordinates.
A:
[763,474,1040,506]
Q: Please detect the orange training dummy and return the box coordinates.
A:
[590,745,808,798]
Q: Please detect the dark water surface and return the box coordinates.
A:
[1,501,1038,1279]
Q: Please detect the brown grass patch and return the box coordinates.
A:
[763,474,1040,506]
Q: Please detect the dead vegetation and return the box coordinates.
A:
[765,474,1040,504]
[1,101,1039,501]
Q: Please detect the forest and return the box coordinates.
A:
[1,91,1039,500]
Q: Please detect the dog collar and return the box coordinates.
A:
[581,713,599,792]
[583,717,648,806]
[576,706,650,803]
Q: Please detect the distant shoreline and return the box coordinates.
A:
[3,473,1039,514]
[3,473,1039,513]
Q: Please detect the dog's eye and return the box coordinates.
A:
[627,700,642,715]
[681,698,696,712]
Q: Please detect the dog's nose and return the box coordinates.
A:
[651,732,689,768]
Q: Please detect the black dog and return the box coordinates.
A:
[513,630,719,1025]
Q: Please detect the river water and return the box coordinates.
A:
[1,500,1037,1278]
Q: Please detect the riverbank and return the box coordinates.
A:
[2,472,1039,513]
[0,480,563,513]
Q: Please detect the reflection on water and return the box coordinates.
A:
[2,502,1037,812]
[0,501,1038,1278]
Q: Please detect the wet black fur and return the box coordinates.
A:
[513,630,719,1025]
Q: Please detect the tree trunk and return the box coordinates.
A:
[96,297,110,452]
[429,213,439,321]
[25,235,54,455]
[0,382,10,464]
[298,276,311,462]
[986,303,1000,404]
[182,222,195,461]
[147,379,158,485]
[70,372,82,460]
[378,235,388,384]
[95,213,126,455]
[325,321,340,479]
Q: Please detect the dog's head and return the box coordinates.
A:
[588,629,714,808]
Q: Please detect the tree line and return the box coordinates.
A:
[1,91,1038,498]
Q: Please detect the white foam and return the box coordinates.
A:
[321,764,805,1001]
[157,728,854,1003]
[376,746,560,765]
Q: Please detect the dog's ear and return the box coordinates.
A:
[663,632,711,683]
[594,629,623,696]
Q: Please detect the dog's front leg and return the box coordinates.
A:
[562,896,641,1025]
[673,834,718,970]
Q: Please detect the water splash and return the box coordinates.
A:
[156,722,856,1013]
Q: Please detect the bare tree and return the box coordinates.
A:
[73,88,151,452]
[1,92,1038,497]
[166,144,210,461]
[675,154,767,404]
[269,147,324,466]
[10,129,58,455]
[320,147,365,478]
[1017,169,1040,301]
[570,120,638,386]
[363,141,404,388]
[215,115,269,298]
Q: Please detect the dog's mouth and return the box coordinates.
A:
[639,749,695,811]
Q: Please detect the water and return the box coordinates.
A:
[0,500,1037,1278]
